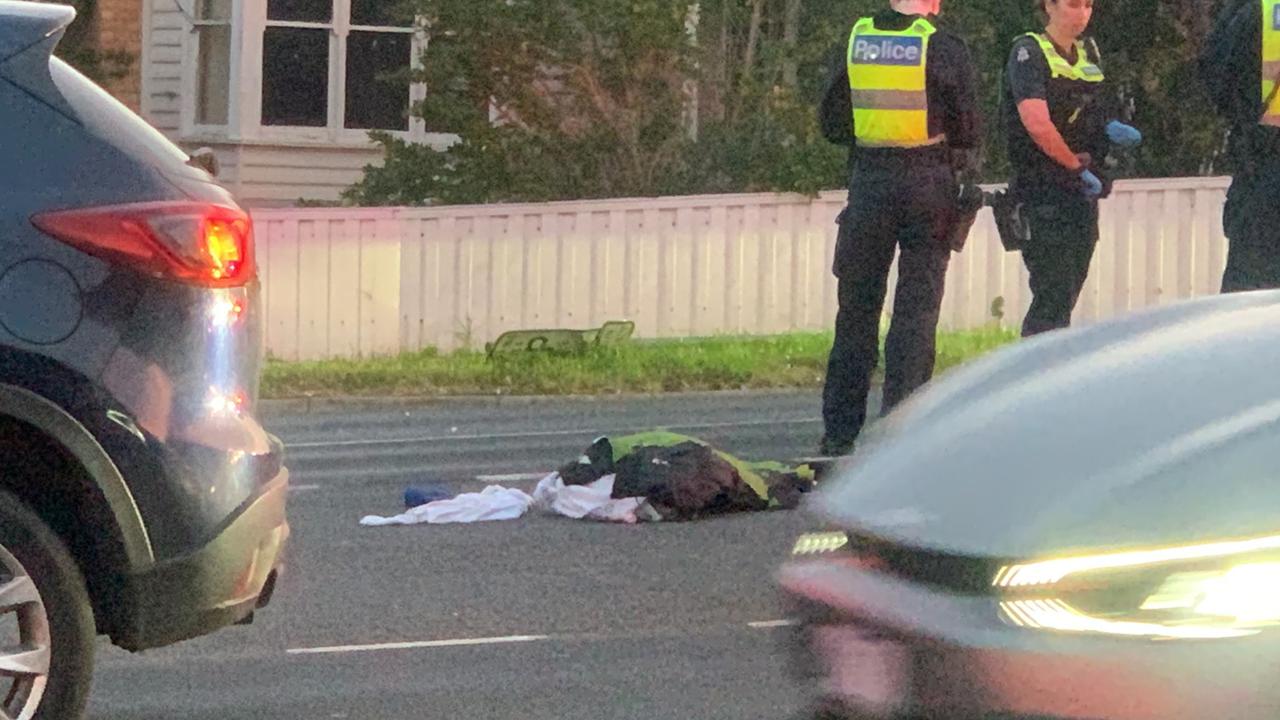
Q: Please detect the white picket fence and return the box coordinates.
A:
[252,176,1232,361]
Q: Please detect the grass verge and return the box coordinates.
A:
[261,326,1019,399]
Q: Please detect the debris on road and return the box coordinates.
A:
[531,473,663,524]
[404,484,454,508]
[360,486,534,526]
[590,431,818,519]
[359,431,817,527]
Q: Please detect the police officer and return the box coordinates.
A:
[1002,0,1142,338]
[816,0,982,457]
[1201,0,1280,292]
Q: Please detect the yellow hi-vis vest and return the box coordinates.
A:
[1022,32,1106,84]
[846,16,941,148]
[1263,0,1280,127]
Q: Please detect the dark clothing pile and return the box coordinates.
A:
[556,433,815,521]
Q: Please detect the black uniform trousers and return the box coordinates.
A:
[1019,193,1100,337]
[821,158,956,449]
[1222,151,1280,293]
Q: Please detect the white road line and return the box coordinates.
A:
[293,474,549,492]
[287,634,549,656]
[285,416,821,450]
[748,619,798,629]
[475,472,551,483]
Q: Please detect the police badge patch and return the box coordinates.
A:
[1017,46,1031,62]
[850,35,925,66]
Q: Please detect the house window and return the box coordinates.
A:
[193,0,232,125]
[261,0,414,132]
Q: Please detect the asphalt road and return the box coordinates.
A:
[86,390,876,720]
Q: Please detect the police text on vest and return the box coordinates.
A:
[850,36,925,66]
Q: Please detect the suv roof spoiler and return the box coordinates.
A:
[0,1,75,64]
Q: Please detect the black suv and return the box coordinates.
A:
[0,3,289,718]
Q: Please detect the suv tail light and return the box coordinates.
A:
[31,201,255,287]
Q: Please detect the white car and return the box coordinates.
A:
[780,290,1280,720]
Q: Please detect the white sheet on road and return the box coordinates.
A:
[531,473,660,524]
[359,485,535,526]
[360,473,659,526]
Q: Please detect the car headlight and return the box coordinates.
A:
[792,532,850,556]
[994,534,1280,639]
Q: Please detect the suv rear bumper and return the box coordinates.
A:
[112,466,290,652]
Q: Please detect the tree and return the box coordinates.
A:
[346,0,705,205]
[1091,0,1228,176]
[345,0,1236,206]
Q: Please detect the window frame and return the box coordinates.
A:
[181,0,440,148]
[181,0,238,136]
[259,12,338,140]
[334,12,422,142]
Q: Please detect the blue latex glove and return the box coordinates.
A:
[1105,120,1143,148]
[1080,169,1104,199]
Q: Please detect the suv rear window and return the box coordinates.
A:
[47,56,193,172]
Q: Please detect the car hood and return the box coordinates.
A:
[810,290,1280,560]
